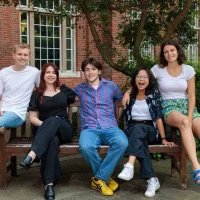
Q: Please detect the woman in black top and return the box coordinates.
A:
[20,63,76,200]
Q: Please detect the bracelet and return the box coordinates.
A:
[161,137,166,141]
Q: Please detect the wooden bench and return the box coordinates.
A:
[0,100,186,189]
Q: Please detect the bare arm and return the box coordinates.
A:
[187,76,195,123]
[122,88,132,107]
[156,118,176,147]
[29,111,43,127]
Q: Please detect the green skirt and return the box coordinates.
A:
[162,98,200,119]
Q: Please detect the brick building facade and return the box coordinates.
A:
[0,4,127,89]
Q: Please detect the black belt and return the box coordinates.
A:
[129,120,153,126]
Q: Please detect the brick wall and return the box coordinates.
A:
[0,6,20,69]
[0,6,127,89]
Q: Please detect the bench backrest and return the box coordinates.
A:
[9,100,123,139]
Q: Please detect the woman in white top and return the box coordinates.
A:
[151,39,200,184]
[118,67,175,198]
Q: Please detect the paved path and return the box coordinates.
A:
[0,155,199,200]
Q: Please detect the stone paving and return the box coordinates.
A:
[0,155,199,200]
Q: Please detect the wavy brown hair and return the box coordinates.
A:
[38,63,60,102]
[159,39,186,68]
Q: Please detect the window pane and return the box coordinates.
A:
[41,60,47,67]
[66,50,71,59]
[33,1,40,7]
[41,37,47,48]
[41,49,47,59]
[54,27,59,37]
[66,28,71,38]
[48,16,53,25]
[41,1,47,8]
[55,60,60,69]
[20,0,27,6]
[21,23,27,35]
[48,49,53,59]
[67,39,71,48]
[55,49,60,59]
[20,12,28,44]
[41,15,46,25]
[54,17,59,25]
[48,0,53,9]
[34,25,40,36]
[35,37,40,47]
[35,49,40,59]
[21,12,27,22]
[67,60,71,70]
[41,26,47,36]
[54,38,59,48]
[34,14,40,24]
[48,38,53,48]
[35,60,40,69]
[21,36,27,43]
[48,27,53,37]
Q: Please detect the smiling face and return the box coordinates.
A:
[83,64,101,86]
[44,66,58,85]
[12,47,30,68]
[163,44,179,64]
[135,69,149,91]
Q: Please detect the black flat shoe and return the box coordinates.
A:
[20,155,33,169]
[44,185,55,200]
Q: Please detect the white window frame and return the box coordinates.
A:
[17,1,79,77]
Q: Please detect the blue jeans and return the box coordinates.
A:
[0,111,24,128]
[79,127,128,182]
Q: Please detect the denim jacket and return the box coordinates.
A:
[125,89,163,131]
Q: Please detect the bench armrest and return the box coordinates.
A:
[0,128,6,135]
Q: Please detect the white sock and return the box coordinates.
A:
[126,162,134,168]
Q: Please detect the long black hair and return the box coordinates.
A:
[130,67,158,98]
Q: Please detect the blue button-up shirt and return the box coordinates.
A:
[74,78,123,130]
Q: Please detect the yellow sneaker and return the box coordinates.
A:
[107,178,119,192]
[91,177,113,196]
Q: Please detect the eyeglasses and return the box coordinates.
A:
[136,76,149,80]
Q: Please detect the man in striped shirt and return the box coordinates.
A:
[74,58,128,196]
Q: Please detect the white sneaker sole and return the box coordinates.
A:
[144,183,160,198]
[117,174,133,181]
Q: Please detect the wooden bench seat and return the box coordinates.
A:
[0,100,186,189]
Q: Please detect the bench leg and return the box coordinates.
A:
[180,145,187,190]
[11,156,17,177]
[0,130,7,189]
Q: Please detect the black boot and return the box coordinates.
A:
[20,155,33,169]
[44,185,55,200]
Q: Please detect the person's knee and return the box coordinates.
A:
[180,117,190,129]
[114,137,128,151]
[79,141,94,154]
[50,137,60,146]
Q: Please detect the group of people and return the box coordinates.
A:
[0,40,200,200]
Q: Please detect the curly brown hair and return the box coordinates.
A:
[159,39,186,67]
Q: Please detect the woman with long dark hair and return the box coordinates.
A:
[123,39,200,185]
[151,40,200,184]
[20,63,76,200]
[118,67,174,198]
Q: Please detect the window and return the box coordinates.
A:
[187,44,198,62]
[128,40,154,63]
[18,1,77,76]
